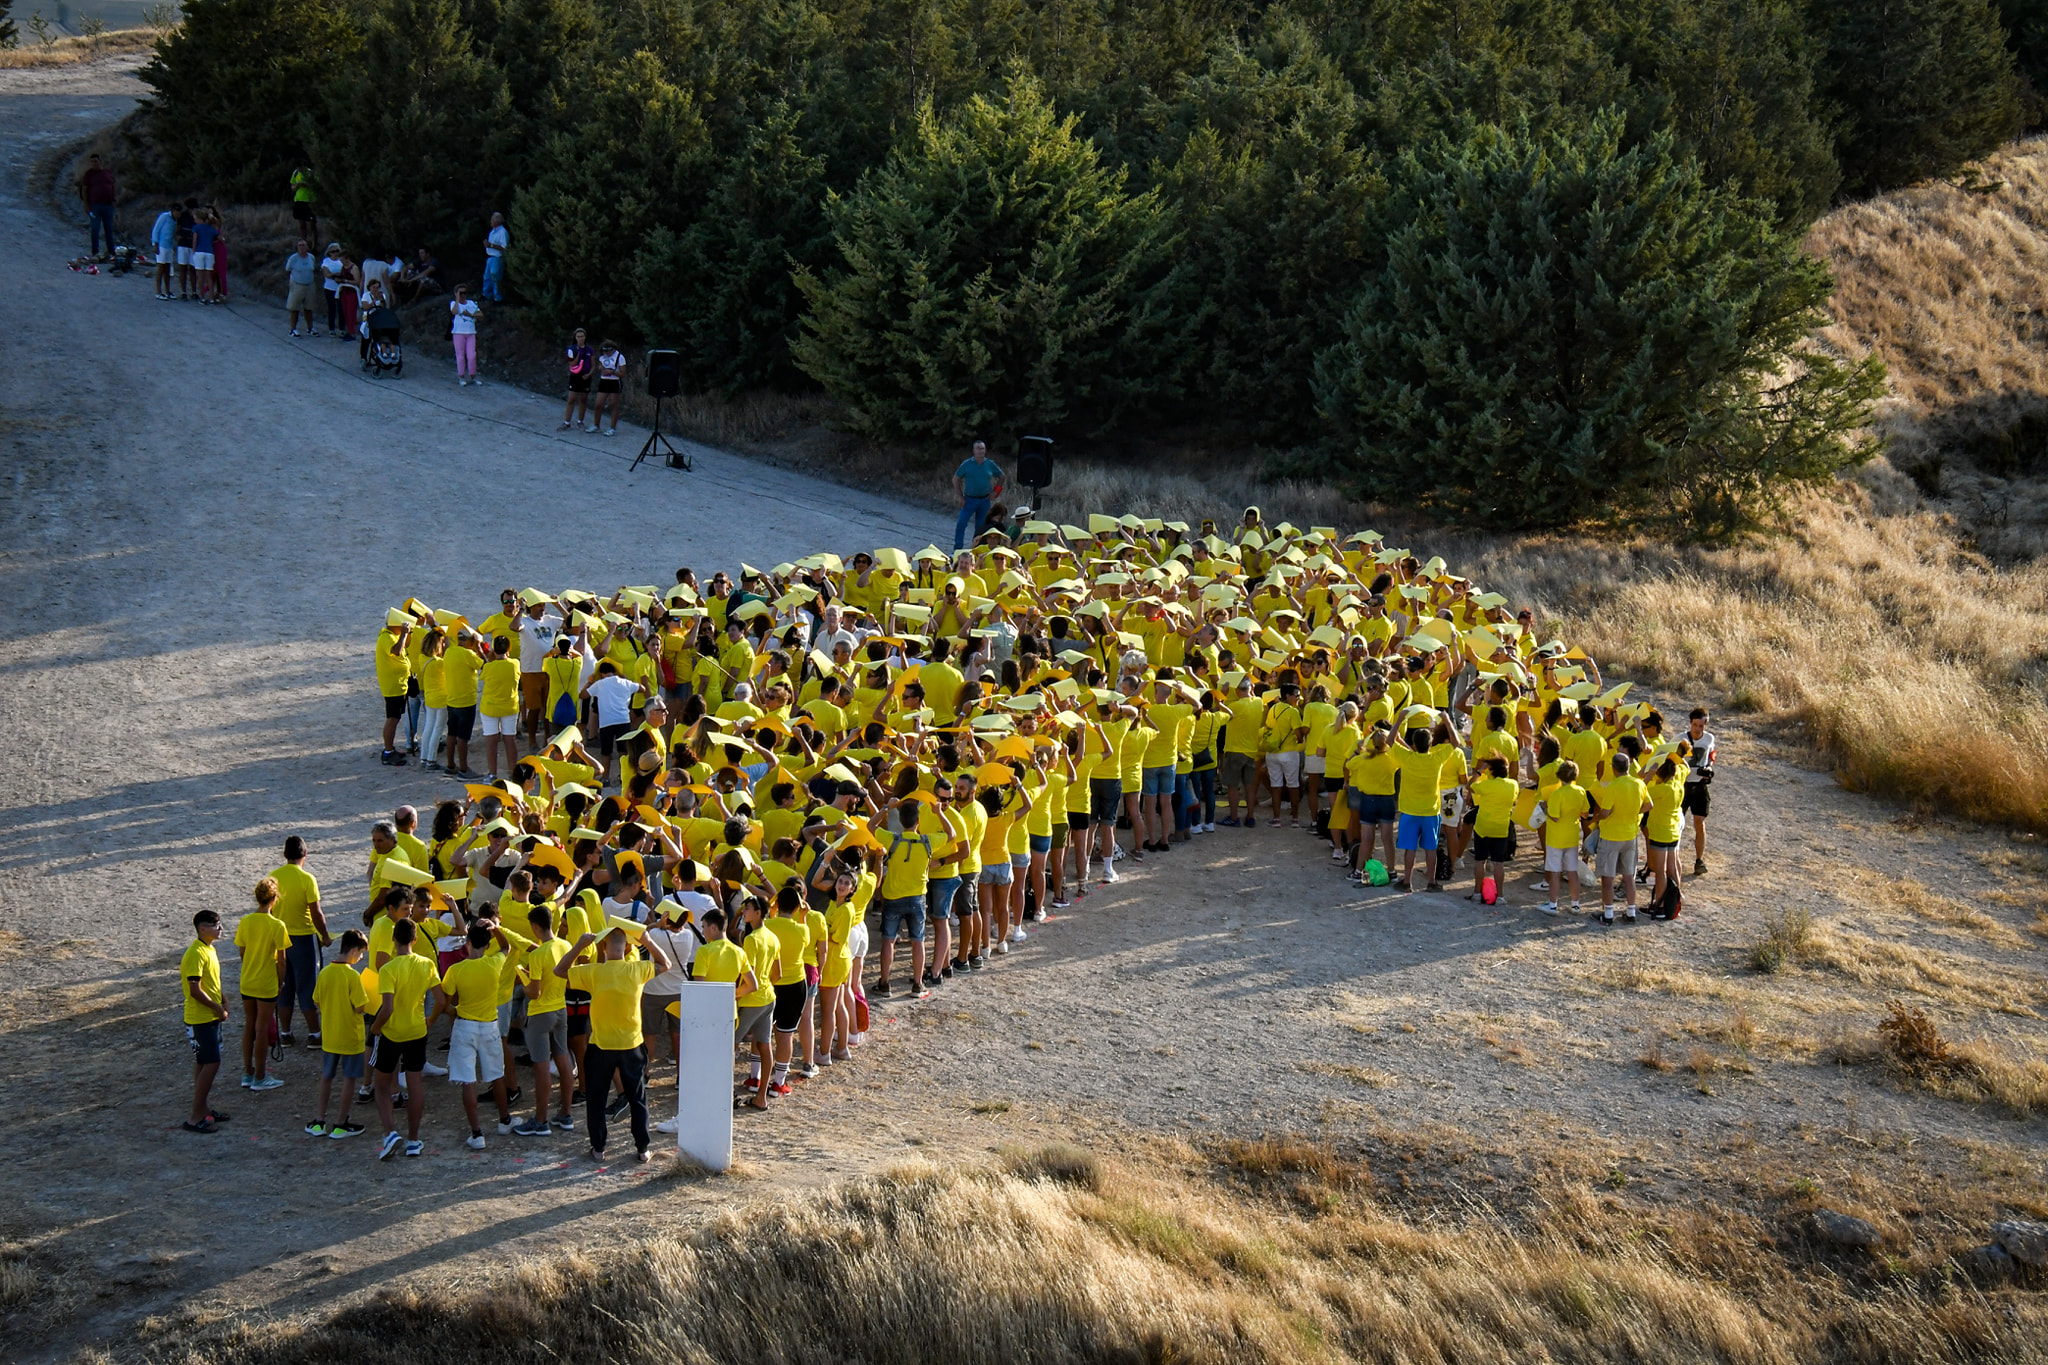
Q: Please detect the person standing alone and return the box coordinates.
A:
[76,153,117,260]
[482,212,509,302]
[451,285,482,386]
[953,440,1003,551]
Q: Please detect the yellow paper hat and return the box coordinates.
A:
[1088,514,1120,535]
[384,608,411,629]
[378,860,435,887]
[872,547,913,574]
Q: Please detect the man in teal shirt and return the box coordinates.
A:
[952,440,1004,550]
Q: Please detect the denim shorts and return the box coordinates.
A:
[1028,833,1052,854]
[1354,792,1398,824]
[878,894,926,941]
[925,875,963,923]
[1141,764,1177,796]
[321,1049,366,1080]
[978,862,1014,886]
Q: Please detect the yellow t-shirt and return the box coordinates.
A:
[441,954,502,1022]
[313,962,370,1054]
[543,654,581,715]
[1344,746,1397,796]
[376,953,440,1043]
[375,629,411,698]
[1261,701,1304,753]
[821,900,856,988]
[1144,703,1193,767]
[480,657,521,717]
[180,939,222,1025]
[1542,783,1592,850]
[738,928,777,1008]
[691,937,748,1020]
[268,863,320,937]
[520,937,574,1014]
[1646,776,1685,845]
[764,915,812,986]
[568,958,656,1051]
[420,655,448,709]
[1392,746,1456,818]
[1595,774,1649,843]
[879,826,936,900]
[441,644,483,707]
[232,911,290,999]
[1470,775,1520,839]
[920,661,965,723]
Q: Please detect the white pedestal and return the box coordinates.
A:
[671,981,735,1171]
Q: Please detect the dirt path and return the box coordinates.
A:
[3,59,2043,1362]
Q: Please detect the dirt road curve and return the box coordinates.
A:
[2,58,2040,1363]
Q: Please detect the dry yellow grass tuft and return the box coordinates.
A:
[1878,999,2048,1118]
[156,1147,2048,1365]
[0,27,160,68]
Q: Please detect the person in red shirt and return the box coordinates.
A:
[76,154,117,260]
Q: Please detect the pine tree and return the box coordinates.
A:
[792,68,1177,442]
[1312,110,1883,531]
[1810,0,2023,193]
[308,0,522,260]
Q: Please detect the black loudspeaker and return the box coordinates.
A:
[1017,435,1054,489]
[646,349,681,398]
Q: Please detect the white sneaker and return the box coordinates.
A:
[1009,927,1027,943]
[471,377,483,386]
[655,1118,680,1134]
[1539,902,1560,916]
[497,1119,514,1134]
[379,1131,403,1161]
[1203,823,1216,833]
[422,1062,449,1077]
[459,378,469,386]
[585,423,597,433]
[1100,865,1119,885]
[465,1133,486,1150]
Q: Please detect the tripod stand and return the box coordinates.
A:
[630,394,692,473]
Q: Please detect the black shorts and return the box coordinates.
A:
[771,981,809,1033]
[373,1035,428,1074]
[448,705,477,740]
[384,694,407,719]
[1473,834,1515,863]
[567,374,591,393]
[1681,784,1710,818]
[292,200,315,221]
[1067,812,1090,831]
[597,721,629,756]
[241,992,277,1005]
[596,377,621,394]
[566,990,591,1038]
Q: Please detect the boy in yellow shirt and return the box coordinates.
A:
[370,919,440,1160]
[305,929,370,1138]
[557,924,670,1162]
[1539,760,1593,916]
[181,910,229,1134]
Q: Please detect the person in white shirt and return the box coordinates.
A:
[812,605,859,659]
[450,285,481,386]
[319,242,346,336]
[482,211,509,301]
[579,661,645,779]
[593,340,626,437]
[1683,707,1718,876]
[514,599,562,749]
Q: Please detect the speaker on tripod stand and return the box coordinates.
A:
[631,349,692,473]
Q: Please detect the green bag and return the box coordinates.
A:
[1363,858,1390,886]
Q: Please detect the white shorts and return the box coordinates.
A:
[191,251,215,271]
[479,711,517,736]
[447,1017,505,1085]
[847,923,869,959]
[1303,756,1326,776]
[1265,750,1302,789]
[1543,846,1581,873]
[175,246,193,265]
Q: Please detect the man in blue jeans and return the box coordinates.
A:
[952,440,1004,550]
[77,154,117,259]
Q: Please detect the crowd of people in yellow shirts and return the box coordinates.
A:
[179,508,1718,1159]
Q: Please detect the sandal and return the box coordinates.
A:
[181,1118,217,1134]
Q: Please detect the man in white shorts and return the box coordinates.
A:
[437,923,509,1150]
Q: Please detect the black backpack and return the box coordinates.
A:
[1651,880,1683,920]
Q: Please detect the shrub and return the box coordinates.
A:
[793,69,1178,443]
[1311,110,1884,532]
[1748,906,1812,973]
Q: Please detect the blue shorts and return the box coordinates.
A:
[1142,764,1177,796]
[878,895,925,942]
[925,876,963,923]
[1396,812,1441,850]
[284,934,323,1012]
[978,862,1014,887]
[321,1050,366,1080]
[1089,777,1124,823]
[1028,833,1052,854]
[187,1020,222,1066]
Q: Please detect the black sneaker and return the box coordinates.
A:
[873,981,894,1000]
[921,969,942,990]
[605,1093,631,1118]
[570,1089,586,1106]
[969,954,985,971]
[939,963,954,980]
[502,1086,522,1105]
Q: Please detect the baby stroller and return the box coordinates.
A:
[363,306,403,377]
